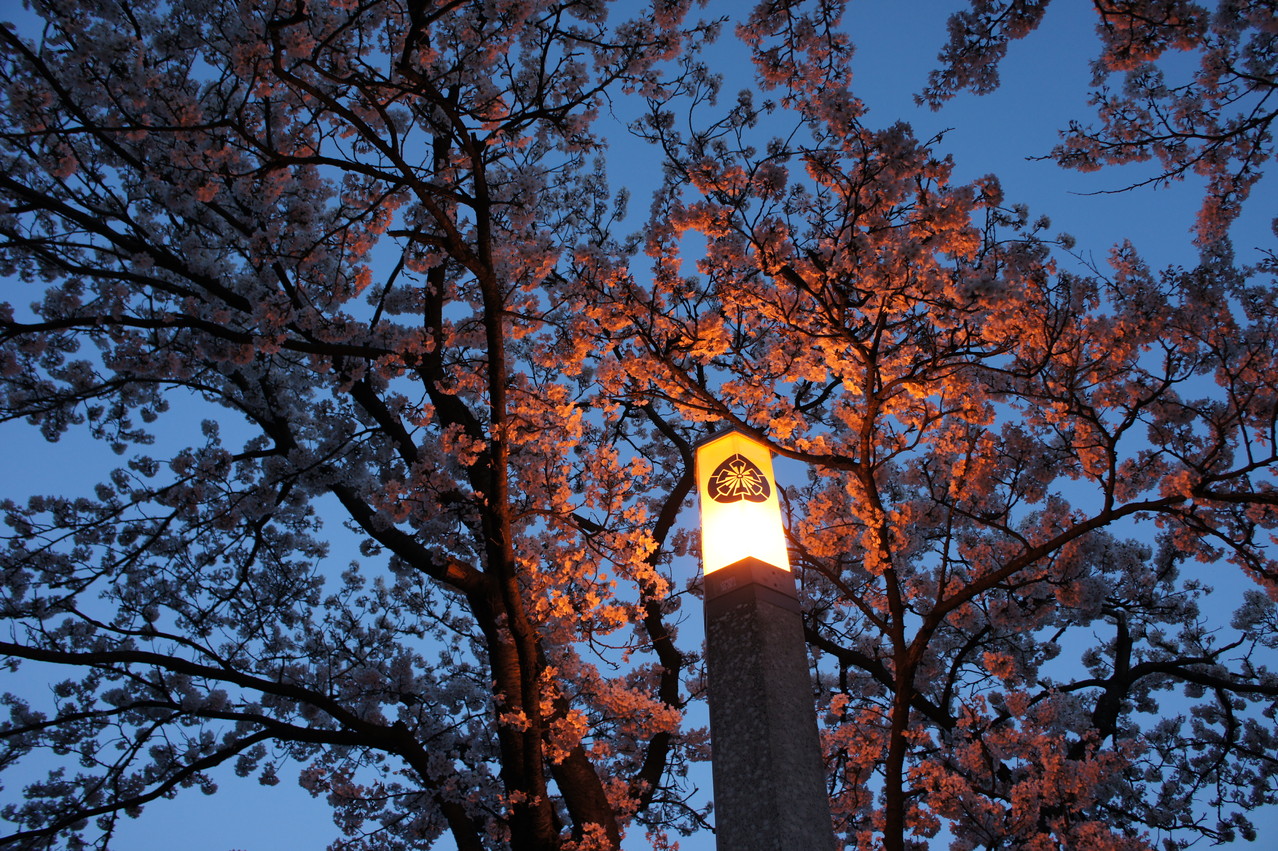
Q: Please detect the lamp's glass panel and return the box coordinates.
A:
[695,431,790,573]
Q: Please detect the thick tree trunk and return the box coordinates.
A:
[881,663,914,851]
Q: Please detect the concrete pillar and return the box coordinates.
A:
[704,556,836,851]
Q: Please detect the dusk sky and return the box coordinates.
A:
[1,1,1274,848]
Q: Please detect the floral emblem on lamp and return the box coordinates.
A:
[707,454,771,503]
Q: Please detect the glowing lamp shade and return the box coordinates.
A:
[696,430,790,573]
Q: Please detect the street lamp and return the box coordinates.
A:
[696,429,791,574]
[695,428,836,851]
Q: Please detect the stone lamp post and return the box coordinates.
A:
[695,429,836,851]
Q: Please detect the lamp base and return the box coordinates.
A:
[704,557,836,851]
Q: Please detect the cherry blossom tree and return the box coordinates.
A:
[0,1,1275,851]
[0,1,717,848]
[620,2,1278,849]
[922,0,1278,246]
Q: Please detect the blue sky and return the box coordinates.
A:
[1,1,1274,848]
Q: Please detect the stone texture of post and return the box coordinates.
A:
[704,556,837,851]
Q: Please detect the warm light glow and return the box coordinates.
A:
[696,430,790,573]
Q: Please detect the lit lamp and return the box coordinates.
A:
[696,428,836,851]
[696,430,790,574]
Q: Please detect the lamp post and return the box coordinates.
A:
[695,429,836,851]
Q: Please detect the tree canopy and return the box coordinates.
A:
[0,1,1275,850]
